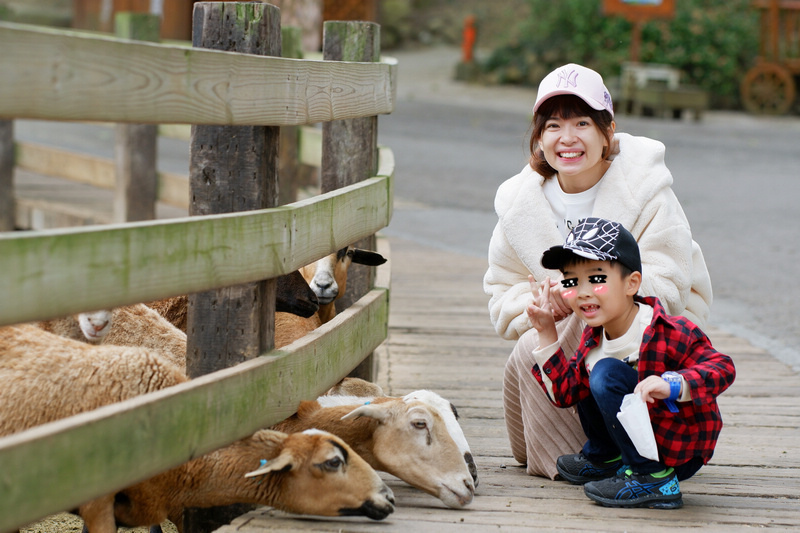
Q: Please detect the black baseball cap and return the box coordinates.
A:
[541,218,642,273]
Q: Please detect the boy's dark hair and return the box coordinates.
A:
[560,253,634,279]
[528,95,615,177]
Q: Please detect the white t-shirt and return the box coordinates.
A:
[542,176,601,239]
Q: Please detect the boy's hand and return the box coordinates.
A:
[547,278,573,321]
[634,375,674,404]
[527,275,558,345]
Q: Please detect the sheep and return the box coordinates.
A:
[112,428,395,530]
[0,324,394,532]
[0,323,189,533]
[37,309,114,343]
[144,295,188,332]
[0,323,188,434]
[274,246,386,348]
[324,376,385,397]
[271,392,476,509]
[36,303,187,372]
[146,269,320,332]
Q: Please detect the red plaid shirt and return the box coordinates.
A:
[532,296,736,467]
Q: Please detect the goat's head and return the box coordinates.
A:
[403,390,479,487]
[301,247,387,306]
[245,429,394,520]
[341,399,475,508]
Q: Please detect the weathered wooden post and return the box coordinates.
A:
[113,13,160,222]
[321,20,380,380]
[185,3,281,531]
[278,25,302,205]
[0,120,13,231]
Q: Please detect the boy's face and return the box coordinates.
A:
[560,260,642,338]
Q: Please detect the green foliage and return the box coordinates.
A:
[639,0,760,108]
[482,0,760,109]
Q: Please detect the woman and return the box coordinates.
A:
[484,63,712,479]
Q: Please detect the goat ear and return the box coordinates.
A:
[243,452,294,478]
[350,249,387,266]
[341,403,389,422]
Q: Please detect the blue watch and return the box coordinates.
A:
[661,371,682,413]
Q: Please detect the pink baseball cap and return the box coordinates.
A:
[532,63,614,117]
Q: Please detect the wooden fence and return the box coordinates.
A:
[0,4,396,531]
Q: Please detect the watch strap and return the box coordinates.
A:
[661,371,681,413]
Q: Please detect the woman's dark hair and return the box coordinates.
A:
[529,95,615,176]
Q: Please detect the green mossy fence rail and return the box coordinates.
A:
[0,10,396,532]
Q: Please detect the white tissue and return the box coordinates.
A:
[616,392,659,461]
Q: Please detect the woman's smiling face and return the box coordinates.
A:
[540,114,612,193]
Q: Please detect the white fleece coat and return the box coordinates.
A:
[484,132,712,340]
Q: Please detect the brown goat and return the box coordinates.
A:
[113,429,395,530]
[274,246,386,348]
[300,246,387,323]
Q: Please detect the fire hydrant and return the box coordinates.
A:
[461,15,477,63]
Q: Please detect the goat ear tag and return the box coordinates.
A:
[244,454,294,477]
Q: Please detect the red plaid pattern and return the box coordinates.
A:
[532,296,736,467]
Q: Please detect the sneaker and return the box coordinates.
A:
[556,452,624,485]
[583,468,683,509]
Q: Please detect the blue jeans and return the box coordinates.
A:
[577,358,703,481]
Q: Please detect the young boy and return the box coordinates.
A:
[528,217,735,509]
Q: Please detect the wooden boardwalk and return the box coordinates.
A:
[210,236,800,532]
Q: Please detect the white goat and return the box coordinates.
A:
[322,379,478,488]
[271,393,475,508]
[0,324,394,532]
[403,390,479,488]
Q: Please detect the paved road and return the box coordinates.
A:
[378,46,800,370]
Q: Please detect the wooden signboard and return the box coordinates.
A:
[604,0,676,61]
[603,0,675,21]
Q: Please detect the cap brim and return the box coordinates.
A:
[533,89,608,114]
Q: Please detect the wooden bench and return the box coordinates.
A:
[617,62,709,120]
[632,83,710,121]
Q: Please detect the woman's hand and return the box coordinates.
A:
[527,276,558,345]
